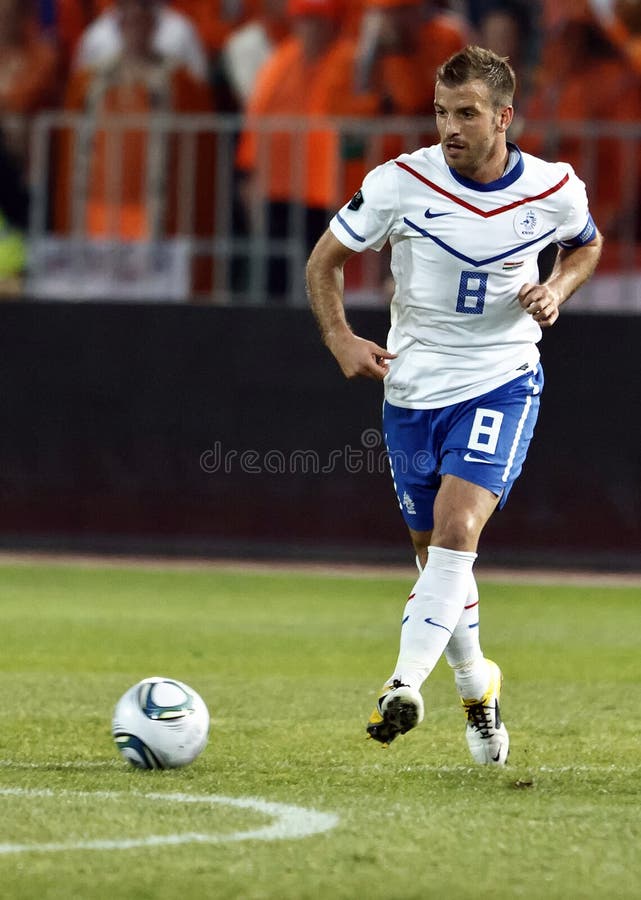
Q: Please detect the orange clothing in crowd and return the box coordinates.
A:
[521,19,641,258]
[342,0,366,37]
[0,21,59,113]
[53,0,109,69]
[237,34,377,211]
[376,12,468,116]
[355,9,467,166]
[541,0,589,31]
[541,0,641,77]
[57,61,214,240]
[53,0,249,63]
[254,4,291,45]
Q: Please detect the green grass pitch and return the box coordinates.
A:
[0,560,640,900]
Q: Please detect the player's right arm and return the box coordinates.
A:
[306,230,395,381]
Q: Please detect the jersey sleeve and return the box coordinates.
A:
[554,166,598,248]
[328,162,399,253]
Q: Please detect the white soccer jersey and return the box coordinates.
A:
[329,143,595,409]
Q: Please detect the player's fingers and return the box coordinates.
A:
[531,302,560,327]
[522,290,553,317]
[530,306,548,321]
[341,345,392,380]
[365,355,392,381]
[369,363,390,381]
[537,305,559,327]
[517,282,537,304]
[369,343,396,360]
[344,362,386,381]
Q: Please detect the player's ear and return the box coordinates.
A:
[497,105,514,133]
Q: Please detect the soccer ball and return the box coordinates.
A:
[112,676,210,770]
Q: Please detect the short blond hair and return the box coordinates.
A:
[436,45,516,109]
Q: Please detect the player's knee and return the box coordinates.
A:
[431,511,482,551]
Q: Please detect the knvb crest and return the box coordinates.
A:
[513,207,542,239]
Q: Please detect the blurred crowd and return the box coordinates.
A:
[1,0,641,299]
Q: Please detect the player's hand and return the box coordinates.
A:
[518,282,561,328]
[326,332,396,381]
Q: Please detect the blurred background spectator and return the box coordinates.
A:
[0,0,60,162]
[355,0,468,116]
[53,0,216,293]
[521,0,641,263]
[584,0,641,75]
[465,1,540,96]
[73,0,208,82]
[33,0,105,80]
[221,0,290,109]
[235,0,377,301]
[170,0,260,111]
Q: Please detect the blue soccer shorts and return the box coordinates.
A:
[383,365,544,531]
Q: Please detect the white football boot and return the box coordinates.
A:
[462,659,509,765]
[366,680,424,747]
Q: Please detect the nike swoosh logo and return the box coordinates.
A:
[492,749,502,762]
[424,208,451,219]
[463,452,493,464]
[424,617,452,634]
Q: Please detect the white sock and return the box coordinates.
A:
[389,546,477,690]
[444,574,490,701]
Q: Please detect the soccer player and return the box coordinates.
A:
[306,46,602,764]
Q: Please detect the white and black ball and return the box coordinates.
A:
[112,677,210,770]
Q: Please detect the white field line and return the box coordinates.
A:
[0,788,339,854]
[0,551,639,587]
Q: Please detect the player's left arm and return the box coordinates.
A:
[518,230,603,328]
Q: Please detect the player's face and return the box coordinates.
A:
[434,79,513,181]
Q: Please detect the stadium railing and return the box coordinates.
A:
[3,112,641,310]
